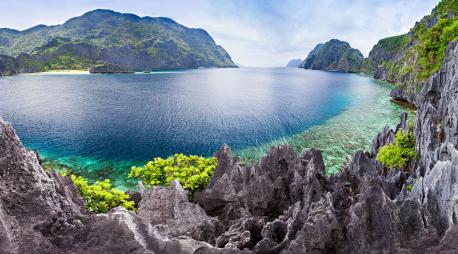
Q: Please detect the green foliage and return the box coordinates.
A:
[366,0,458,83]
[417,18,458,80]
[433,0,458,17]
[71,174,135,213]
[129,154,217,194]
[376,130,417,170]
[405,184,413,192]
[378,34,410,54]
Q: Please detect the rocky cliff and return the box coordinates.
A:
[1,40,457,253]
[0,9,236,72]
[301,39,364,73]
[364,0,458,106]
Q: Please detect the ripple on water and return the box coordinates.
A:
[0,69,408,189]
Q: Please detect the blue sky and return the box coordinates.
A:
[0,0,439,67]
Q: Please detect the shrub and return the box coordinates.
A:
[129,154,217,194]
[376,129,417,170]
[71,175,135,213]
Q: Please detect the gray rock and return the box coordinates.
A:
[138,180,224,243]
[0,117,237,254]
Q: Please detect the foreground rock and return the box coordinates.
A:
[301,39,364,73]
[0,118,235,254]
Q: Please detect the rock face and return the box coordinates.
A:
[286,59,302,68]
[364,1,457,107]
[0,9,236,73]
[301,39,364,73]
[0,55,18,76]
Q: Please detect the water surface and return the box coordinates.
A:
[0,68,403,188]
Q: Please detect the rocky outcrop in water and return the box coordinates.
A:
[301,39,364,73]
[286,59,302,68]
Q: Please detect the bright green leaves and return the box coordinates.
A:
[129,154,217,195]
[417,17,458,80]
[376,129,417,170]
[71,175,135,213]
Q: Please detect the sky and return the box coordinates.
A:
[0,0,440,67]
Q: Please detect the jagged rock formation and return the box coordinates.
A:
[286,59,302,68]
[301,39,364,73]
[0,118,238,254]
[1,104,458,253]
[0,9,236,73]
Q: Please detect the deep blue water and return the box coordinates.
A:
[0,68,401,187]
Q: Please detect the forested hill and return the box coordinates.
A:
[301,39,364,73]
[0,9,236,73]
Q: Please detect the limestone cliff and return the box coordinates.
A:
[301,39,364,73]
[364,0,458,106]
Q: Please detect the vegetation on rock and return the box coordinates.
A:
[129,154,217,195]
[376,129,416,170]
[365,0,458,90]
[302,39,364,73]
[70,174,135,213]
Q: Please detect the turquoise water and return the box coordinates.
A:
[0,68,403,189]
[235,78,406,174]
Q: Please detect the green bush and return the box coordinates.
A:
[71,175,135,213]
[376,130,417,170]
[129,154,217,194]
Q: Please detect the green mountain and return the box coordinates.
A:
[363,0,458,105]
[0,9,236,72]
[301,39,364,73]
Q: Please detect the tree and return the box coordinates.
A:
[71,175,135,213]
[129,154,217,195]
[376,129,416,170]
